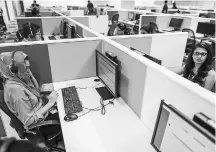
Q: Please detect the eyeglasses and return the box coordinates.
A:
[193,52,207,57]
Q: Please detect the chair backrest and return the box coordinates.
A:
[108,13,119,36]
[133,19,140,34]
[149,21,159,33]
[112,13,119,25]
[182,28,196,46]
[0,90,25,139]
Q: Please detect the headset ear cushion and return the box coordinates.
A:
[11,65,18,73]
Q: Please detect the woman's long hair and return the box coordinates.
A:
[183,42,213,81]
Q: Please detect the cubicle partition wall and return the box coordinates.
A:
[141,62,216,134]
[0,36,214,142]
[140,15,215,33]
[106,10,150,21]
[110,33,187,68]
[16,16,99,38]
[24,10,84,17]
[47,38,102,82]
[16,17,44,35]
[0,43,52,87]
[71,15,109,35]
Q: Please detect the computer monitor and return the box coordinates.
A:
[95,50,120,100]
[75,25,83,38]
[67,24,76,38]
[169,18,183,30]
[128,12,134,21]
[196,22,215,37]
[60,20,68,38]
[151,100,215,152]
[130,47,161,65]
[135,14,141,20]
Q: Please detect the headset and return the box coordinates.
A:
[10,50,18,74]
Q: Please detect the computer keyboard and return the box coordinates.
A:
[62,86,83,114]
[48,36,56,40]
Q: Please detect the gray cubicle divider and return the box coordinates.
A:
[47,38,102,82]
[17,18,44,35]
[107,11,118,20]
[0,44,53,87]
[24,11,32,17]
[102,40,149,117]
[140,15,157,27]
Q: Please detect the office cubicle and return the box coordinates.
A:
[16,16,100,39]
[24,10,84,17]
[110,32,187,68]
[0,35,215,146]
[140,14,216,33]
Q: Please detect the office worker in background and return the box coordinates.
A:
[162,0,168,14]
[86,2,98,16]
[140,22,159,34]
[22,22,41,41]
[169,42,215,92]
[0,7,7,32]
[172,1,178,9]
[30,0,40,9]
[99,8,105,15]
[113,23,126,36]
[31,7,41,17]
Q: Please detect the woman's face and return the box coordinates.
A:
[192,47,208,64]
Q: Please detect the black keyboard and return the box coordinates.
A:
[48,36,56,40]
[62,86,83,114]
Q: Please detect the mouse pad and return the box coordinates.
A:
[95,87,114,100]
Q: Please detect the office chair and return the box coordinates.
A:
[182,28,196,55]
[133,19,140,34]
[108,13,119,36]
[16,29,24,42]
[0,90,65,152]
[149,22,159,33]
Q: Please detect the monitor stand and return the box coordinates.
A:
[60,35,68,39]
[95,87,114,100]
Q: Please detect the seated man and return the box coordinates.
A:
[30,0,40,9]
[22,22,42,41]
[86,2,98,16]
[0,51,64,148]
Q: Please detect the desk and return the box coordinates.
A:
[53,77,155,152]
[119,20,136,27]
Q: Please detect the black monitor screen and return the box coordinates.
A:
[135,14,141,20]
[60,20,67,37]
[96,50,120,98]
[67,24,76,38]
[169,18,183,29]
[130,47,161,65]
[196,22,215,36]
[151,100,215,152]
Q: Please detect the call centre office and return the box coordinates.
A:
[0,5,215,152]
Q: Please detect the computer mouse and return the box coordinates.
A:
[64,113,78,122]
[94,79,100,82]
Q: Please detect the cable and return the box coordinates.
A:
[79,98,115,117]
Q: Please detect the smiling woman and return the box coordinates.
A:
[168,42,215,92]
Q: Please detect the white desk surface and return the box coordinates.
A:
[53,77,155,152]
[119,20,136,26]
